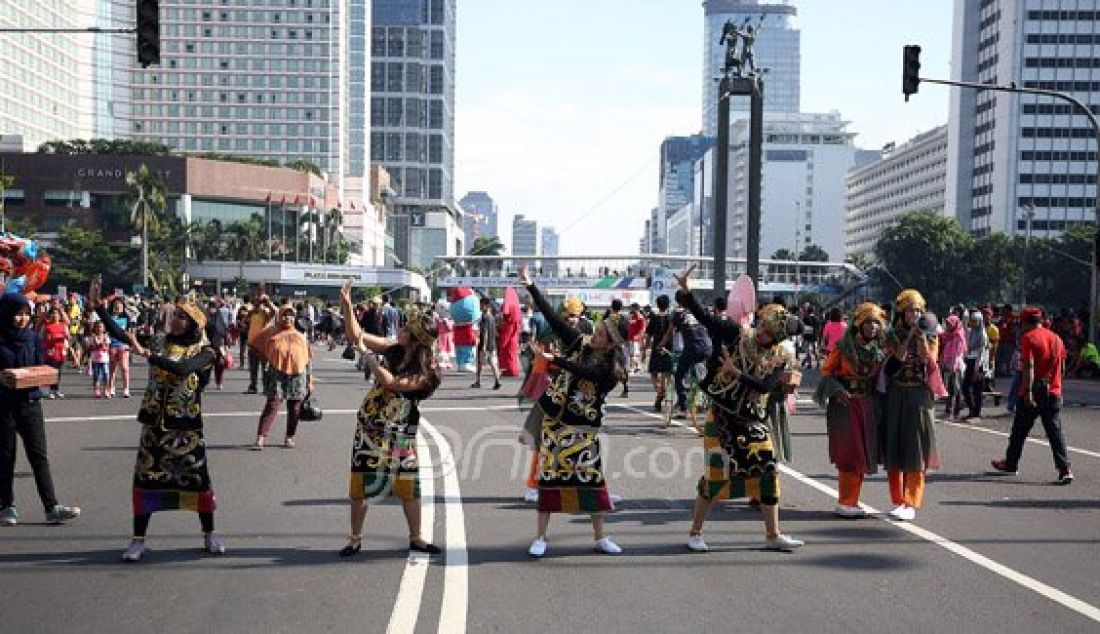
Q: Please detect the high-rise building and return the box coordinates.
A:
[846,126,948,260]
[129,1,367,195]
[947,0,1100,239]
[1,1,132,149]
[512,214,539,257]
[540,226,559,275]
[459,191,499,251]
[658,136,714,256]
[726,112,878,262]
[371,0,460,268]
[702,0,801,136]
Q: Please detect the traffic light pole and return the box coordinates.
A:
[917,76,1100,345]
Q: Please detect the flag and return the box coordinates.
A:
[293,194,300,205]
[264,191,271,203]
[279,194,286,206]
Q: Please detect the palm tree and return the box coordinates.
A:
[125,164,167,291]
[226,214,265,281]
[321,206,344,265]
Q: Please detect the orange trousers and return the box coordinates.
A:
[887,470,925,508]
[837,472,864,507]
[525,450,539,488]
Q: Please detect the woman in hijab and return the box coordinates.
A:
[519,265,627,558]
[0,293,81,526]
[91,279,225,561]
[814,303,888,518]
[939,314,968,420]
[882,289,941,522]
[962,310,990,420]
[338,280,442,557]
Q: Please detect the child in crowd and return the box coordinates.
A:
[87,321,111,398]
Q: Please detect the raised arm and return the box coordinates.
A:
[676,288,741,342]
[519,266,581,349]
[340,280,390,353]
[551,354,616,390]
[94,305,138,348]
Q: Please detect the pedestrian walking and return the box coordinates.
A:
[251,305,313,450]
[962,310,989,419]
[881,289,942,522]
[87,321,111,398]
[337,280,442,557]
[92,279,227,562]
[471,296,501,389]
[519,265,625,558]
[0,293,82,527]
[939,314,968,420]
[814,303,887,518]
[672,266,804,553]
[106,297,134,398]
[245,295,276,393]
[992,307,1074,484]
[40,307,69,399]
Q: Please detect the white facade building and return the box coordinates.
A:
[702,0,801,136]
[727,112,879,262]
[846,126,949,260]
[512,214,539,257]
[947,0,1100,239]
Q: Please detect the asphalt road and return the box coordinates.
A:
[2,347,1099,633]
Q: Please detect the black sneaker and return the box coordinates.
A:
[1058,469,1074,485]
[245,386,258,394]
[470,382,481,389]
[492,382,501,390]
[654,394,664,412]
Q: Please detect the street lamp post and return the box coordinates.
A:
[1020,204,1035,306]
[793,201,802,308]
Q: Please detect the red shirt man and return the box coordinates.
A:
[1017,314,1065,399]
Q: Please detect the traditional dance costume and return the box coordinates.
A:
[813,303,887,515]
[99,302,223,560]
[679,291,794,506]
[349,345,436,502]
[525,283,615,515]
[882,290,941,520]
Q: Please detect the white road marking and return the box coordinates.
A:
[420,416,469,634]
[939,419,1100,459]
[44,404,521,424]
[386,430,436,634]
[778,465,1100,624]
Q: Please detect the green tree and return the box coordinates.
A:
[284,159,323,176]
[770,248,794,260]
[125,164,169,291]
[226,214,266,280]
[844,252,872,272]
[49,226,123,288]
[1027,225,1095,309]
[873,211,974,312]
[799,244,830,262]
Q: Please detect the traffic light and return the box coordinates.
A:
[136,0,160,68]
[903,45,921,101]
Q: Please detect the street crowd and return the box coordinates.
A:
[0,268,1092,561]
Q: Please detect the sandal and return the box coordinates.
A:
[408,538,442,555]
[339,534,362,557]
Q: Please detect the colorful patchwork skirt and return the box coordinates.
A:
[132,423,216,515]
[537,416,613,514]
[348,418,420,502]
[696,409,780,505]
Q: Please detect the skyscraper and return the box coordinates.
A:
[540,226,559,275]
[0,0,131,149]
[946,0,1100,239]
[459,190,499,252]
[512,214,538,257]
[658,135,714,256]
[702,0,801,136]
[129,1,364,194]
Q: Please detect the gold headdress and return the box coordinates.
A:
[853,302,886,327]
[563,296,584,317]
[757,304,790,342]
[406,310,437,347]
[894,289,926,314]
[177,300,207,331]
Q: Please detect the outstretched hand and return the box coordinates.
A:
[673,264,697,291]
[340,279,354,305]
[517,265,532,287]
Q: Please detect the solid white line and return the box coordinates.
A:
[420,416,469,634]
[386,430,436,634]
[778,464,1100,624]
[939,419,1100,459]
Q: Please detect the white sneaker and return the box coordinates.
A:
[123,389,131,398]
[594,537,622,554]
[523,488,539,503]
[121,540,146,562]
[609,493,623,505]
[835,504,865,518]
[527,537,547,558]
[765,534,804,552]
[887,504,912,521]
[687,535,709,552]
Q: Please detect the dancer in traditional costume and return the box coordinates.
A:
[338,280,442,557]
[881,289,941,522]
[519,266,626,558]
[813,303,887,518]
[673,266,804,552]
[90,280,225,562]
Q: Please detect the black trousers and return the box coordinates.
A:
[963,358,984,416]
[0,398,59,512]
[248,345,265,390]
[1005,394,1071,472]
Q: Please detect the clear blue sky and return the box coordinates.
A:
[454,0,954,256]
